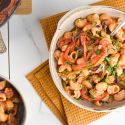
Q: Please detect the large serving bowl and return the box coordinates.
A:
[49,6,125,112]
[0,75,26,124]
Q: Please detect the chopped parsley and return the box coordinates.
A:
[101,66,104,72]
[104,73,108,82]
[76,96,82,100]
[90,95,95,99]
[65,61,71,65]
[107,65,112,72]
[98,77,101,82]
[63,70,67,74]
[105,57,110,62]
[113,39,120,46]
[112,70,116,77]
[111,64,118,78]
[95,49,101,55]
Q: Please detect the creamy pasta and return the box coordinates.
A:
[54,13,125,106]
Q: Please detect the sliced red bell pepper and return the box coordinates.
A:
[91,49,107,65]
[81,32,87,60]
[63,40,76,63]
[80,89,93,101]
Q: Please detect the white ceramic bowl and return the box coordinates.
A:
[49,6,125,112]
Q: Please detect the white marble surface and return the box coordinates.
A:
[1,0,125,125]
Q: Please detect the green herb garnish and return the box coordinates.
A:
[90,95,95,99]
[95,49,101,55]
[76,96,82,100]
[107,65,112,72]
[65,61,70,65]
[101,66,104,72]
[111,64,118,78]
[105,57,110,62]
[113,39,120,46]
[104,73,108,82]
[63,70,67,74]
[98,77,101,82]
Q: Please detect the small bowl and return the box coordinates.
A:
[49,6,125,112]
[0,0,21,27]
[0,74,26,124]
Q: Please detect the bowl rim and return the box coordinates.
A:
[49,5,125,112]
[0,74,27,124]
